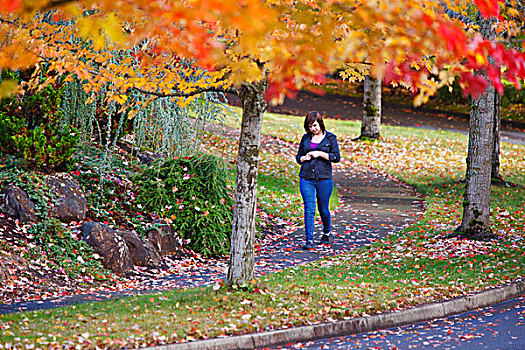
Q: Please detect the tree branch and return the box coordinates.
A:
[43,0,78,11]
[133,86,239,98]
[0,17,20,27]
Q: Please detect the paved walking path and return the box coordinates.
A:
[255,162,424,269]
[0,126,424,314]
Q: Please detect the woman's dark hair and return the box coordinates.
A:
[304,111,326,133]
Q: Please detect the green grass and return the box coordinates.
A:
[2,110,524,349]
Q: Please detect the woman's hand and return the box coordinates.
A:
[300,154,312,162]
[307,151,320,158]
[307,151,328,160]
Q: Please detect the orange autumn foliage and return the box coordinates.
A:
[0,0,523,104]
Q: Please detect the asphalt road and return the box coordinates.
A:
[267,296,525,350]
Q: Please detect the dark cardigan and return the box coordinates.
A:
[296,131,340,180]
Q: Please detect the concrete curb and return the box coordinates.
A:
[145,279,525,350]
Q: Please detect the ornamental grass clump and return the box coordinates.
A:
[134,153,233,257]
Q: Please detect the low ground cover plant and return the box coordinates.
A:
[0,164,109,283]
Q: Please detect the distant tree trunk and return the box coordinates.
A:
[456,82,496,240]
[227,81,267,286]
[359,75,381,139]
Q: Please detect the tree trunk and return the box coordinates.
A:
[359,75,381,139]
[456,16,498,241]
[457,82,496,240]
[227,81,267,286]
[491,90,507,186]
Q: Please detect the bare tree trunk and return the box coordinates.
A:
[456,16,498,241]
[227,81,267,286]
[491,90,501,178]
[457,82,496,240]
[359,75,381,139]
[491,91,508,186]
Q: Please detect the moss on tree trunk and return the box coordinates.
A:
[358,75,381,140]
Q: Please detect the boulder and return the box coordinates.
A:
[0,253,8,284]
[116,230,149,267]
[2,173,86,224]
[143,240,162,267]
[45,173,86,223]
[162,232,186,258]
[146,226,163,255]
[145,219,187,258]
[81,221,134,274]
[3,185,39,222]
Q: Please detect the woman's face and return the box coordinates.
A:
[309,120,322,135]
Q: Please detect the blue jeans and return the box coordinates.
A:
[299,178,333,242]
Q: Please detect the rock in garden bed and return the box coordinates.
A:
[81,221,134,274]
[2,173,87,224]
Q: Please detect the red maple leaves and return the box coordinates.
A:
[474,0,504,19]
[0,0,21,12]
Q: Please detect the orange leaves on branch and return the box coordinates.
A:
[458,71,488,98]
[1,0,524,105]
[76,12,127,49]
[369,0,525,102]
[461,36,525,95]
[437,23,468,57]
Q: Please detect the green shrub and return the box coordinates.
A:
[0,111,25,154]
[134,154,234,257]
[0,84,79,171]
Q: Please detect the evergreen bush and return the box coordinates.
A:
[134,154,233,257]
[0,84,79,171]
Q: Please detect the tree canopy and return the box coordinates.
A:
[0,0,523,104]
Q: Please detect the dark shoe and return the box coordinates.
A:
[302,241,315,250]
[319,234,330,244]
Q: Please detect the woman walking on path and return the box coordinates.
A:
[296,111,341,250]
